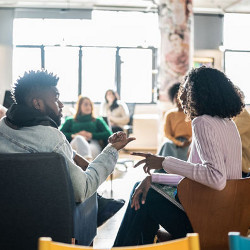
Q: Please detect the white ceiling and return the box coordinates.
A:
[0,0,250,13]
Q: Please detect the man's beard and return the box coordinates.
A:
[44,104,61,127]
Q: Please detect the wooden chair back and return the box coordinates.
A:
[177,178,250,250]
[38,233,200,250]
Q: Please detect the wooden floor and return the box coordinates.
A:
[93,153,148,249]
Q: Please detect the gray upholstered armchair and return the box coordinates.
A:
[0,153,97,250]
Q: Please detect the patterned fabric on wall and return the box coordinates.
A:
[158,0,193,101]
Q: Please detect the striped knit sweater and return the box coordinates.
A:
[152,115,242,190]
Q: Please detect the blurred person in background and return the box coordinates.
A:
[233,108,250,177]
[100,89,129,133]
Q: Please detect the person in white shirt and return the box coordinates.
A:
[100,89,129,133]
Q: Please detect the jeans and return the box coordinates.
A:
[242,171,250,178]
[113,182,193,246]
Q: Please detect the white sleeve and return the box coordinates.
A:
[162,119,226,190]
[109,102,130,126]
[56,138,118,202]
[99,102,107,117]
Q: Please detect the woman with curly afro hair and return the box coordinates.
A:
[179,66,244,120]
[113,66,245,246]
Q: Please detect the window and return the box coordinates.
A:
[13,11,159,103]
[224,51,250,104]
[12,47,41,82]
[120,48,153,103]
[224,14,250,104]
[44,47,79,102]
[81,47,116,102]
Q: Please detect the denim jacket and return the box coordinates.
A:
[0,117,118,202]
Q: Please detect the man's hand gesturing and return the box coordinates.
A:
[108,131,136,151]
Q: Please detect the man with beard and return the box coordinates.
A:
[0,70,134,205]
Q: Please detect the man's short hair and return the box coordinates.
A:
[12,70,59,105]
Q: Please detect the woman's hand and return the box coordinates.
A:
[132,152,165,175]
[131,176,152,210]
[179,137,192,148]
[76,130,92,140]
[179,140,190,148]
[108,131,136,151]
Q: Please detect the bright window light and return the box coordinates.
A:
[224,14,250,50]
[81,47,116,102]
[44,47,79,102]
[13,11,159,47]
[224,13,250,104]
[13,11,159,103]
[12,47,41,82]
[120,48,152,103]
[225,51,250,104]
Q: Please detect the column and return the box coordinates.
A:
[158,0,193,101]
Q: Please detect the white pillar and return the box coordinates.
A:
[158,0,193,101]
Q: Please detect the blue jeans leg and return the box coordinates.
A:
[113,182,193,247]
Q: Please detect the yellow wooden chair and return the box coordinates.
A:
[39,233,200,250]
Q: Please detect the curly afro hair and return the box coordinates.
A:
[12,70,59,105]
[178,66,245,120]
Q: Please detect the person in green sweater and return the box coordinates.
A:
[61,95,125,227]
[61,96,112,160]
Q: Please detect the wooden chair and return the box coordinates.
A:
[123,103,136,138]
[177,178,250,250]
[38,233,200,250]
[228,232,250,250]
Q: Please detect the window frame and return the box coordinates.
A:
[15,44,158,104]
[224,49,250,105]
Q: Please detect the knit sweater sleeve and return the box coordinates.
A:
[91,118,112,140]
[60,118,74,142]
[161,118,227,190]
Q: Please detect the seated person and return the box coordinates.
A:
[61,96,112,160]
[100,89,130,133]
[158,82,192,161]
[233,108,250,177]
[113,66,244,246]
[0,70,135,225]
[60,95,126,226]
